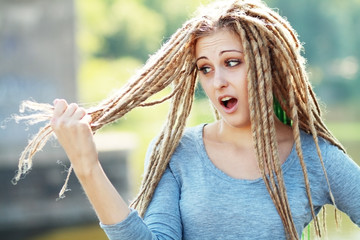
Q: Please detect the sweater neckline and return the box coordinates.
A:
[195,123,297,184]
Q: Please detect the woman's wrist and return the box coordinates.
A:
[72,156,102,181]
[73,158,131,224]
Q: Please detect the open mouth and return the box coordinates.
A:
[220,96,238,109]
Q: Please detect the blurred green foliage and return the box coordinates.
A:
[267,0,360,106]
[52,1,360,238]
[75,0,360,186]
[76,0,360,108]
[75,0,215,190]
[76,0,208,102]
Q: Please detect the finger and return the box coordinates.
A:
[62,103,78,118]
[72,107,87,120]
[53,99,68,118]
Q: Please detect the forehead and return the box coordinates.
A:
[195,30,243,58]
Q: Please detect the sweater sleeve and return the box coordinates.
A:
[143,166,182,239]
[100,139,182,240]
[324,144,360,226]
[99,166,182,240]
[100,209,153,240]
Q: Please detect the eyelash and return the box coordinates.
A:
[225,59,241,67]
[197,59,242,75]
[198,66,211,74]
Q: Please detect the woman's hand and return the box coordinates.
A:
[50,99,98,177]
[50,99,131,224]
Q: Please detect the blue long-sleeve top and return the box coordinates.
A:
[100,124,360,239]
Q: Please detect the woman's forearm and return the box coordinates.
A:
[75,160,131,225]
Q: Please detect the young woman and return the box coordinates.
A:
[15,0,360,239]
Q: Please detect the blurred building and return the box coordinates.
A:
[0,0,77,157]
[0,0,132,239]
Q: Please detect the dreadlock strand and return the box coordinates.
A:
[93,23,195,119]
[132,99,180,212]
[272,50,334,236]
[138,83,183,107]
[285,72,322,237]
[312,112,344,150]
[302,76,340,223]
[139,52,195,176]
[240,23,290,231]
[94,32,194,128]
[250,8,301,51]
[255,25,299,238]
[247,24,277,183]
[262,23,321,235]
[13,124,53,184]
[274,29,342,233]
[308,85,322,116]
[239,18,311,123]
[250,24,298,238]
[137,75,191,189]
[270,46,311,126]
[133,62,197,217]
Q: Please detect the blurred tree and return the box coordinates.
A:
[77,0,166,60]
[144,0,206,38]
[76,0,205,103]
[268,0,360,104]
[99,0,166,59]
[73,0,360,228]
[76,0,360,109]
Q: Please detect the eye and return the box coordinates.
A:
[198,66,212,75]
[225,59,241,67]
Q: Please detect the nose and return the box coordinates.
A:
[213,68,228,89]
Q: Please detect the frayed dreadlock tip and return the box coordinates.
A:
[56,188,71,201]
[11,177,19,186]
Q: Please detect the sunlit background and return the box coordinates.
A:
[0,0,359,239]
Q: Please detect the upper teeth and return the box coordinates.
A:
[221,97,231,102]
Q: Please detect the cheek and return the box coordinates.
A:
[199,82,217,104]
[198,79,210,95]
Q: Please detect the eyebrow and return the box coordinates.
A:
[220,50,243,55]
[195,49,244,64]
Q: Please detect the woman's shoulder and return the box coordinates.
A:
[179,123,204,142]
[173,123,205,156]
[299,129,338,151]
[298,129,350,166]
[144,124,205,172]
[167,124,207,182]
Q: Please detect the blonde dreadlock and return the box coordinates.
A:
[14,0,345,239]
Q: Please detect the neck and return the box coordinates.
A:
[214,120,254,148]
[208,116,292,148]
